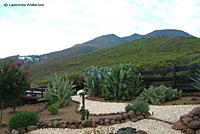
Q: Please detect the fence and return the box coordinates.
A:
[138,64,200,92]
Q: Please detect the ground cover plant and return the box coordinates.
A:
[44,73,75,114]
[101,63,143,101]
[136,85,182,105]
[8,111,39,129]
[125,101,150,113]
[0,60,31,127]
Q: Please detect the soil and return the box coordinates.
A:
[1,95,200,133]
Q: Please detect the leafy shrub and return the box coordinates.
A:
[189,66,200,90]
[44,73,75,106]
[125,101,149,113]
[136,85,182,105]
[101,63,143,101]
[47,104,58,115]
[68,73,84,93]
[83,66,111,96]
[8,111,39,129]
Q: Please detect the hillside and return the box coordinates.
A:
[0,29,195,64]
[30,37,200,86]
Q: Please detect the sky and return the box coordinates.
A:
[0,0,200,58]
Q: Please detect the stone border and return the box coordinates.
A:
[7,100,151,134]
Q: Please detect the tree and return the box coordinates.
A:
[0,60,31,127]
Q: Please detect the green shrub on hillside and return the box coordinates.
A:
[136,85,182,105]
[83,66,111,96]
[101,63,143,101]
[8,111,39,129]
[125,101,149,113]
[44,73,75,106]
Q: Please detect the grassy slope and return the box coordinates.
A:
[30,37,200,86]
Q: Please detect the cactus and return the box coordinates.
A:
[101,63,143,101]
[83,66,111,96]
[44,73,76,106]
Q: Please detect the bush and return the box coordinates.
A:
[47,104,58,115]
[189,66,200,90]
[83,66,111,96]
[44,73,75,106]
[125,101,149,113]
[136,85,182,105]
[68,73,84,93]
[8,111,39,129]
[101,63,143,101]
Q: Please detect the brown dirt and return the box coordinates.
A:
[1,95,200,133]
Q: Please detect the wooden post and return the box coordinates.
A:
[0,102,4,128]
[173,64,177,88]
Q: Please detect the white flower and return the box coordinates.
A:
[77,89,86,95]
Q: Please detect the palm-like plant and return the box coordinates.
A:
[189,66,200,90]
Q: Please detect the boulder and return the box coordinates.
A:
[110,119,116,125]
[195,129,200,134]
[69,124,76,129]
[172,120,186,130]
[182,117,193,126]
[188,121,200,129]
[27,125,38,131]
[123,113,128,120]
[181,128,195,134]
[116,127,136,134]
[128,110,135,119]
[82,119,93,127]
[104,119,110,125]
[11,129,19,134]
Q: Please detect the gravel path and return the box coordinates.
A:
[28,96,200,134]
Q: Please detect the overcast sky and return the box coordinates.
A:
[0,0,200,58]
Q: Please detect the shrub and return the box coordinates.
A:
[68,73,84,93]
[189,66,200,90]
[8,111,39,129]
[47,104,58,115]
[83,66,111,96]
[136,85,182,105]
[125,101,149,113]
[101,63,143,101]
[44,73,75,106]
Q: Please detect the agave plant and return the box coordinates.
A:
[44,73,76,107]
[189,67,200,90]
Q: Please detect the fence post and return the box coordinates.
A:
[173,64,177,88]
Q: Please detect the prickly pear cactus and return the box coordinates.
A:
[101,63,143,101]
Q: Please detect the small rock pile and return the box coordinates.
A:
[172,107,200,134]
[8,110,150,134]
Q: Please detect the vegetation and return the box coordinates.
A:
[44,73,75,106]
[30,37,200,87]
[125,101,150,113]
[47,101,63,115]
[0,60,31,127]
[101,63,143,101]
[136,85,182,105]
[189,66,200,90]
[83,66,111,96]
[8,111,39,129]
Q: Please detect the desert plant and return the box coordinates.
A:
[8,111,39,129]
[44,73,75,107]
[189,66,200,90]
[101,63,143,101]
[125,101,149,113]
[47,104,58,115]
[0,60,31,127]
[83,66,111,96]
[136,85,182,105]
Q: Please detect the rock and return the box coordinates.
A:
[172,120,186,130]
[123,113,128,120]
[136,112,141,115]
[92,121,96,127]
[94,119,99,124]
[11,129,19,134]
[82,120,93,127]
[98,120,104,125]
[195,129,200,134]
[110,119,116,125]
[128,110,135,119]
[137,115,145,120]
[104,119,110,125]
[182,117,193,125]
[69,124,76,129]
[189,121,200,129]
[132,118,139,122]
[27,125,37,131]
[17,127,26,131]
[181,128,195,134]
[59,123,67,128]
[194,116,200,121]
[120,119,125,123]
[78,124,83,129]
[116,127,136,134]
[116,120,120,124]
[136,130,148,134]
[191,108,200,116]
[19,130,26,134]
[48,121,53,127]
[52,121,59,128]
[117,115,122,121]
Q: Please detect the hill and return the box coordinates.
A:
[0,29,195,64]
[30,37,200,86]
